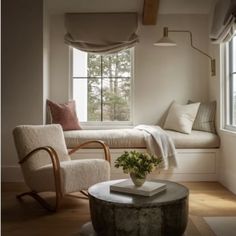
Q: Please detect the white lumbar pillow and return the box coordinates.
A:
[164,102,200,134]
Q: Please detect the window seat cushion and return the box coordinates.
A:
[64,129,220,149]
[64,129,146,149]
[165,130,220,149]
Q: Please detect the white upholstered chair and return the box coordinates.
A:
[13,124,111,211]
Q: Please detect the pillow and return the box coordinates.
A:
[163,101,200,134]
[188,100,216,133]
[47,100,82,131]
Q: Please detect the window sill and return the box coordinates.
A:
[219,128,236,137]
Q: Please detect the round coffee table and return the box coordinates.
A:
[80,179,189,236]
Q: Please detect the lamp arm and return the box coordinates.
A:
[168,30,213,60]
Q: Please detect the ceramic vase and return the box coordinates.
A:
[130,172,146,187]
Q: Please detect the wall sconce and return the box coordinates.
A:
[154,27,216,76]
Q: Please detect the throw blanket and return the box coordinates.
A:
[134,125,177,169]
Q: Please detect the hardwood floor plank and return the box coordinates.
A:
[2,181,236,236]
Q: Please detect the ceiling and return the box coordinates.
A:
[46,0,216,15]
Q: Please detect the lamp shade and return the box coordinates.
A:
[153,37,177,46]
[154,27,177,46]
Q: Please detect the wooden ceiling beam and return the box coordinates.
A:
[142,0,159,25]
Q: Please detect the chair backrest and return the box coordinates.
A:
[13,124,70,173]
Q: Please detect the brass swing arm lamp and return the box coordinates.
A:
[154,27,216,76]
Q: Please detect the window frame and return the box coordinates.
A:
[223,34,236,132]
[69,47,134,128]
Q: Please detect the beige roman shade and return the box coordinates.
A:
[64,13,139,54]
[210,0,236,43]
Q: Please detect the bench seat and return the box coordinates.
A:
[64,129,220,149]
[64,128,220,181]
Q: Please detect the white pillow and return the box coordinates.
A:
[163,102,200,134]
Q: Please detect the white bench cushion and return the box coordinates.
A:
[165,130,220,149]
[64,129,220,149]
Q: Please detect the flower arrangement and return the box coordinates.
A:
[114,150,162,186]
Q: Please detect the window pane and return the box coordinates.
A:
[102,51,131,77]
[87,78,102,121]
[73,78,101,122]
[87,54,101,77]
[73,48,88,77]
[102,78,131,121]
[232,74,236,126]
[73,79,88,122]
[233,36,236,72]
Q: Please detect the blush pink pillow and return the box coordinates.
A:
[47,100,82,131]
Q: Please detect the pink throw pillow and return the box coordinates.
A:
[47,100,82,131]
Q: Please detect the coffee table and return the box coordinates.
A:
[80,179,189,236]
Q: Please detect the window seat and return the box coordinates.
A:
[64,128,220,181]
[64,129,220,149]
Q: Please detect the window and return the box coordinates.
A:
[224,33,236,130]
[72,48,133,123]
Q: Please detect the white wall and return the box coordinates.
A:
[49,14,210,125]
[49,14,70,103]
[43,0,51,124]
[2,0,45,181]
[135,14,209,125]
[219,132,236,193]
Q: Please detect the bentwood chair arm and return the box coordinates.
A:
[18,146,63,210]
[68,140,111,164]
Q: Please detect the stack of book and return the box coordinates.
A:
[110,180,166,197]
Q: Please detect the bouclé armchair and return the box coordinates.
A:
[13,124,111,211]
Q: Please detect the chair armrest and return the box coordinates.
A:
[19,146,63,198]
[68,140,111,164]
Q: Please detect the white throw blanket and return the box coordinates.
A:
[134,125,177,169]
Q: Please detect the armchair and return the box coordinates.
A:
[13,124,111,212]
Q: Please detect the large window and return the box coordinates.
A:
[72,48,133,123]
[224,33,236,129]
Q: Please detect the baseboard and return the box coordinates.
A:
[1,166,24,182]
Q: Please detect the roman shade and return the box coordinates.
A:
[210,0,236,43]
[64,13,139,54]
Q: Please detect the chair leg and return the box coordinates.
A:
[16,191,62,212]
[66,190,88,200]
[80,190,89,198]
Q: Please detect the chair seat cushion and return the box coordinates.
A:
[28,159,110,194]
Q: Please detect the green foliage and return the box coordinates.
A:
[114,151,162,179]
[87,54,101,121]
[87,50,131,121]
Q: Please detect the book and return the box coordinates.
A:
[110,180,166,197]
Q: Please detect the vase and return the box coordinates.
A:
[130,172,146,187]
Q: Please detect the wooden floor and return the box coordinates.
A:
[2,181,236,236]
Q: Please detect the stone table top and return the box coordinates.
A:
[88,179,189,207]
